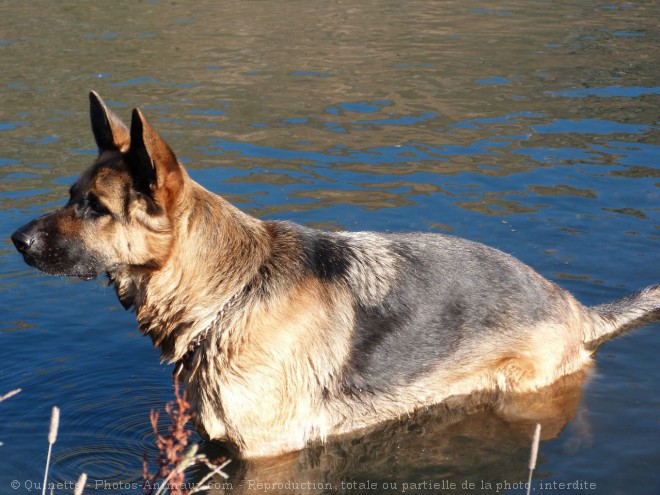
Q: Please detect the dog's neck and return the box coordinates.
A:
[172,288,242,378]
[110,183,270,361]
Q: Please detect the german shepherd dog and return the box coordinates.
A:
[12,92,659,457]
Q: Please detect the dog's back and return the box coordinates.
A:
[240,221,659,446]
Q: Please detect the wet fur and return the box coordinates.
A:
[11,92,660,457]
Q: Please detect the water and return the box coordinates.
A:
[0,0,658,493]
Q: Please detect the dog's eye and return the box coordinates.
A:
[87,195,111,217]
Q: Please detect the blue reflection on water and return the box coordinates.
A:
[547,86,660,98]
[532,119,652,135]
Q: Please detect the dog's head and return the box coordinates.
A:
[11,92,185,286]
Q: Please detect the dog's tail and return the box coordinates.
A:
[582,284,660,348]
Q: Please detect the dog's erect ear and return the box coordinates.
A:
[89,91,130,152]
[127,108,183,206]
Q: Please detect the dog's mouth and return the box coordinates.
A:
[17,250,99,281]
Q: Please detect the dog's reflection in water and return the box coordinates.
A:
[199,369,590,495]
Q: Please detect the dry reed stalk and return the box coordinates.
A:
[526,423,541,495]
[42,406,60,495]
[143,377,230,495]
[143,378,196,495]
[189,458,232,494]
[0,388,21,403]
[74,473,87,495]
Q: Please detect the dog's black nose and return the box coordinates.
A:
[11,228,34,253]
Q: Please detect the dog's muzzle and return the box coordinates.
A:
[11,218,101,280]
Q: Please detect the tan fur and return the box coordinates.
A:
[184,278,354,456]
